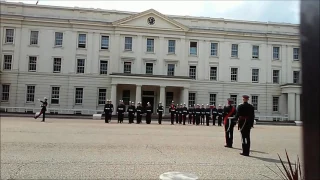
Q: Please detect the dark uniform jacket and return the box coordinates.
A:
[188,107,194,115]
[40,101,48,111]
[145,106,153,114]
[182,107,188,115]
[212,108,218,117]
[136,106,143,115]
[201,107,206,116]
[157,105,164,114]
[205,108,211,116]
[169,105,176,114]
[127,105,136,115]
[117,104,126,114]
[195,108,201,116]
[235,102,255,127]
[104,104,113,114]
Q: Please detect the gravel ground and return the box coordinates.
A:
[1,117,302,180]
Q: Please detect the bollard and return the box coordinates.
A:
[159,172,198,180]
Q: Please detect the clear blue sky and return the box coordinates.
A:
[4,0,300,24]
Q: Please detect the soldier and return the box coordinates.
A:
[169,101,176,125]
[182,103,188,125]
[157,102,164,124]
[175,104,180,124]
[212,105,218,126]
[136,102,143,124]
[188,105,193,124]
[205,104,211,126]
[34,97,48,122]
[178,104,183,124]
[117,100,126,123]
[127,101,136,124]
[217,105,223,126]
[145,102,153,124]
[223,99,237,148]
[104,100,113,123]
[195,104,201,125]
[192,104,196,125]
[235,95,255,156]
[200,104,206,125]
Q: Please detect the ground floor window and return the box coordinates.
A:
[165,92,173,107]
[188,93,196,106]
[122,90,130,105]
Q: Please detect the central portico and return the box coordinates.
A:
[110,73,191,114]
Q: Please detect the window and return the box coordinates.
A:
[273,47,280,60]
[1,85,10,102]
[78,34,86,48]
[147,38,154,52]
[231,68,238,82]
[251,95,258,111]
[101,35,109,50]
[3,55,12,70]
[230,95,237,106]
[98,89,107,105]
[75,88,83,104]
[293,71,300,84]
[188,93,196,106]
[124,37,132,51]
[53,58,61,73]
[55,32,63,46]
[252,69,259,83]
[273,96,279,112]
[273,70,280,84]
[231,44,238,57]
[209,94,216,105]
[168,40,176,54]
[28,56,37,72]
[166,92,173,107]
[189,42,197,55]
[5,29,14,44]
[252,45,259,59]
[30,31,39,45]
[293,48,300,60]
[167,64,175,76]
[100,60,108,75]
[145,63,153,74]
[122,90,130,105]
[123,62,132,74]
[189,66,196,80]
[26,85,35,103]
[51,87,60,104]
[76,59,85,73]
[210,43,218,56]
[210,67,217,81]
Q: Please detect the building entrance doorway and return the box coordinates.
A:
[142,96,154,113]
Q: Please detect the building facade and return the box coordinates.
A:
[0,2,302,120]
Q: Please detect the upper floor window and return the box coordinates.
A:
[101,35,109,50]
[1,84,10,102]
[230,68,238,82]
[145,63,153,75]
[5,29,14,44]
[210,43,218,56]
[125,37,133,51]
[293,71,300,84]
[53,57,61,73]
[124,62,132,74]
[210,67,217,81]
[55,32,63,46]
[78,34,86,48]
[231,44,238,57]
[293,48,300,61]
[147,38,154,52]
[252,45,259,59]
[189,66,197,80]
[100,60,108,75]
[273,47,280,60]
[167,64,175,76]
[30,31,39,45]
[168,40,176,54]
[252,69,259,83]
[28,56,37,72]
[3,55,12,70]
[76,59,85,73]
[189,42,197,56]
[273,70,280,84]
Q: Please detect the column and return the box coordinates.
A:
[111,84,117,115]
[160,86,166,114]
[295,94,301,121]
[135,85,141,107]
[287,93,296,120]
[183,87,189,107]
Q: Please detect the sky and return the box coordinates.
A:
[3,0,300,24]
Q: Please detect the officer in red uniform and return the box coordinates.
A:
[223,98,236,148]
[235,95,255,156]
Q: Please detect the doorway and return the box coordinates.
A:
[142,96,155,113]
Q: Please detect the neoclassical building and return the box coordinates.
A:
[0,2,301,120]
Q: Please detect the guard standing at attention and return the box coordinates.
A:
[235,95,255,156]
[169,101,176,125]
[212,105,218,126]
[117,100,126,123]
[175,104,180,124]
[127,101,136,124]
[136,102,143,124]
[182,103,188,125]
[188,105,193,124]
[217,105,223,126]
[34,97,48,122]
[195,104,201,125]
[223,99,236,148]
[200,104,206,125]
[192,104,196,125]
[178,104,183,124]
[157,102,164,124]
[145,102,153,124]
[205,104,211,126]
[104,100,113,123]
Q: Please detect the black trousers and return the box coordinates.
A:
[170,113,175,124]
[182,114,187,125]
[175,114,179,123]
[137,114,142,124]
[196,115,200,125]
[212,116,216,125]
[128,113,134,123]
[193,114,196,124]
[158,113,162,124]
[218,116,223,126]
[206,115,210,126]
[240,125,251,155]
[146,113,152,124]
[105,111,111,123]
[188,114,192,124]
[35,109,46,122]
[118,113,124,123]
[201,115,205,125]
[224,120,235,147]
[179,114,182,124]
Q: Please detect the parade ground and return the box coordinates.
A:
[1,117,302,179]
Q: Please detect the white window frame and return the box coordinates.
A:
[2,54,13,71]
[100,35,109,50]
[272,69,280,84]
[272,96,279,112]
[210,42,218,56]
[4,28,15,44]
[145,62,153,75]
[230,67,238,82]
[54,32,63,47]
[209,66,218,81]
[230,94,238,106]
[293,47,300,61]
[26,85,36,103]
[189,41,198,56]
[28,56,37,72]
[77,33,87,49]
[188,92,196,106]
[50,86,60,105]
[74,87,84,105]
[189,65,197,80]
[168,40,176,54]
[99,60,108,75]
[76,58,85,74]
[231,44,238,58]
[167,64,175,76]
[124,37,133,51]
[252,45,259,59]
[251,68,259,83]
[53,57,62,73]
[123,61,132,74]
[209,93,217,106]
[98,88,107,105]
[251,95,259,111]
[146,38,154,53]
[273,46,280,60]
[30,30,39,45]
[1,84,10,102]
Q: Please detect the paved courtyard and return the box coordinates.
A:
[1,117,302,179]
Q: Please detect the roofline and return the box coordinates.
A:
[1,1,299,26]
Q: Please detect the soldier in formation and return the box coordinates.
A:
[223,99,237,148]
[169,101,176,125]
[195,104,201,125]
[117,100,126,123]
[145,102,153,124]
[182,103,188,125]
[127,101,136,124]
[200,104,205,125]
[104,100,113,123]
[212,105,218,126]
[136,102,143,124]
[157,102,164,124]
[217,105,224,126]
[188,105,193,124]
[205,104,211,126]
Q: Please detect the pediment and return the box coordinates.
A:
[113,9,189,31]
